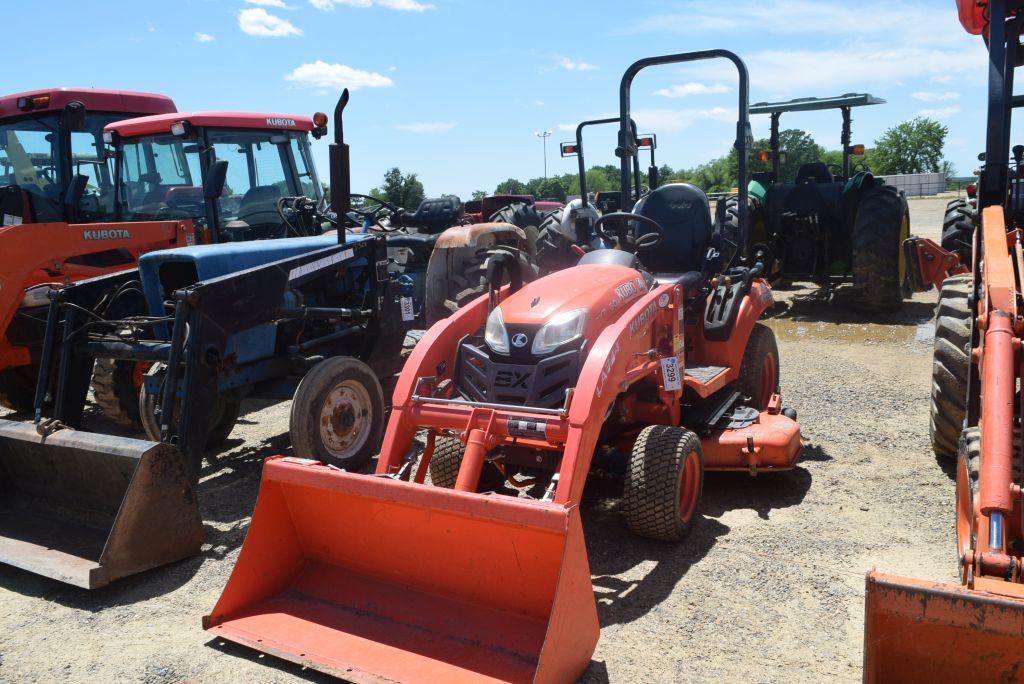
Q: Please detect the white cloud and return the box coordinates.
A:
[244,0,294,7]
[912,91,960,102]
[396,121,457,133]
[194,32,215,42]
[311,0,435,10]
[654,82,731,98]
[285,60,393,90]
[557,123,576,132]
[558,57,596,71]
[239,8,302,36]
[535,100,545,107]
[930,74,956,84]
[631,107,735,133]
[918,105,961,119]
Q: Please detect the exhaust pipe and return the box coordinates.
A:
[0,418,203,588]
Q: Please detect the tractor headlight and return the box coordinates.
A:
[484,306,510,354]
[532,308,586,355]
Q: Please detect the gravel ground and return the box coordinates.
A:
[0,195,959,683]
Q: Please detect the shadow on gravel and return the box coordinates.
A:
[766,295,935,326]
[0,550,203,609]
[701,466,813,521]
[204,639,338,683]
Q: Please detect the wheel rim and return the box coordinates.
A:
[319,379,372,458]
[897,211,910,286]
[132,361,152,393]
[678,450,701,523]
[760,352,778,409]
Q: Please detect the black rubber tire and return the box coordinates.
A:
[714,194,762,269]
[930,275,972,460]
[961,426,1021,501]
[139,364,241,448]
[427,436,505,491]
[91,358,144,427]
[622,425,704,542]
[435,248,539,319]
[289,356,384,471]
[534,213,576,275]
[850,185,909,312]
[0,364,38,412]
[737,323,780,411]
[489,202,551,251]
[940,198,976,267]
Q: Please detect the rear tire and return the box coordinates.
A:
[92,359,147,427]
[0,364,38,413]
[930,275,972,460]
[738,323,780,410]
[534,213,577,275]
[715,194,763,269]
[850,185,909,312]
[427,436,505,491]
[622,425,704,542]
[489,202,550,252]
[289,356,384,471]
[941,198,976,267]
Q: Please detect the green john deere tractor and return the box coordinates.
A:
[735,93,910,311]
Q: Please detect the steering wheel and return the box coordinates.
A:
[594,212,664,251]
[827,163,844,179]
[348,193,404,231]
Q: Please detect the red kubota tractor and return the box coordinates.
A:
[0,88,177,410]
[203,49,803,683]
[863,1,1024,680]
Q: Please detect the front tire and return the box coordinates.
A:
[622,425,704,542]
[941,198,976,267]
[427,436,505,491]
[139,363,241,448]
[850,185,909,312]
[930,275,972,460]
[92,358,148,427]
[289,356,384,470]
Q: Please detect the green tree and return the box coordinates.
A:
[471,190,488,201]
[495,178,528,195]
[749,129,825,181]
[368,167,426,209]
[870,117,948,175]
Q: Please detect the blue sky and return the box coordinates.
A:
[12,0,989,198]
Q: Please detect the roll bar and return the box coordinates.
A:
[572,117,640,209]
[616,49,751,258]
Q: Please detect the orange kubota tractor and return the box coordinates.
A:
[203,49,803,683]
[863,1,1024,680]
[0,88,178,411]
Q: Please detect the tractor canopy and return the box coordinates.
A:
[104,111,325,243]
[0,88,177,224]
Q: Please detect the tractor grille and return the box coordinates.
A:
[456,339,581,410]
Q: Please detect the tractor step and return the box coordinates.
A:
[685,363,727,384]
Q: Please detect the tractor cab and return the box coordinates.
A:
[0,88,176,225]
[746,93,910,310]
[105,111,328,244]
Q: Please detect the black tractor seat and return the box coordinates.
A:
[794,162,833,185]
[632,183,713,273]
[400,197,463,234]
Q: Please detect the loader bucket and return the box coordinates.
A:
[0,418,203,588]
[204,457,600,684]
[863,571,1024,682]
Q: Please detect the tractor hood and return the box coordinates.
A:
[499,263,648,331]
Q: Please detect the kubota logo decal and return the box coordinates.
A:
[511,333,528,348]
[83,228,131,240]
[614,276,646,302]
[628,302,658,336]
[266,117,297,127]
[596,340,620,397]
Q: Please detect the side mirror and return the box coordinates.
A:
[64,173,88,222]
[204,160,228,199]
[61,101,88,133]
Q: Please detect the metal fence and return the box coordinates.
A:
[876,172,946,197]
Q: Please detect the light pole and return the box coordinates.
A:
[534,130,552,180]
